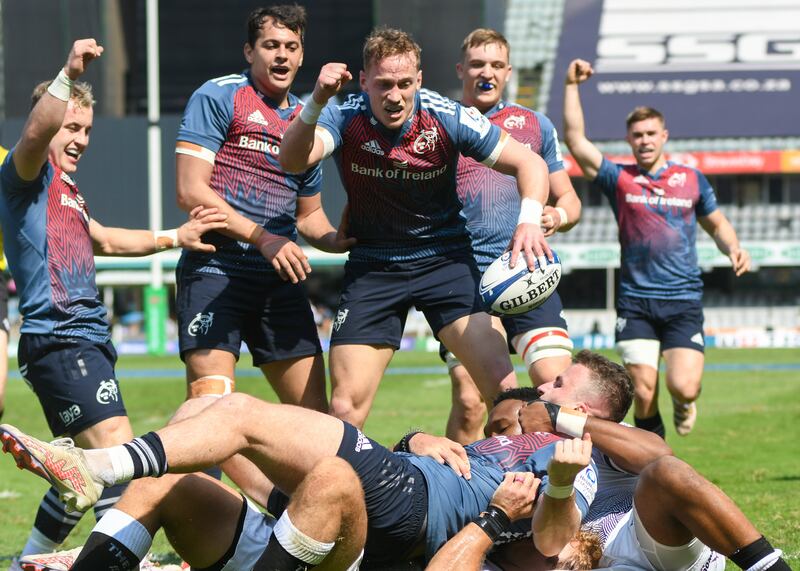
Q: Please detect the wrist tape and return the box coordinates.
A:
[47,69,73,102]
[474,505,511,542]
[517,198,544,225]
[154,229,179,250]
[299,98,325,125]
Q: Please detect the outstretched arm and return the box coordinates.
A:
[13,39,103,182]
[280,63,352,174]
[562,59,604,181]
[699,210,750,276]
[519,400,673,474]
[89,206,227,256]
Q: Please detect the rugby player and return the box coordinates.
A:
[428,393,790,571]
[0,353,634,567]
[0,146,9,423]
[173,5,353,422]
[279,27,555,429]
[563,58,751,437]
[0,39,226,568]
[19,457,367,571]
[443,28,581,443]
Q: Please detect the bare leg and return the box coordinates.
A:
[662,348,703,404]
[150,394,346,493]
[329,344,394,428]
[261,353,328,412]
[635,456,762,552]
[0,329,8,420]
[439,313,517,404]
[445,365,487,444]
[255,457,367,570]
[626,363,660,419]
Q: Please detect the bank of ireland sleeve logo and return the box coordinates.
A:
[188,312,215,336]
[332,308,349,332]
[96,379,120,404]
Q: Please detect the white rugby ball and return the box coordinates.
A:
[479,251,562,316]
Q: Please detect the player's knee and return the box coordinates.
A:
[640,456,687,496]
[216,392,266,422]
[328,394,361,425]
[306,457,361,504]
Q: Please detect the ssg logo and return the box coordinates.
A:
[188,312,214,336]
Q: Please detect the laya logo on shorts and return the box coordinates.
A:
[615,317,627,333]
[332,308,349,332]
[354,430,373,452]
[188,312,214,336]
[96,380,120,404]
[413,127,439,154]
[58,404,83,427]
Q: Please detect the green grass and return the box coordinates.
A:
[0,348,798,569]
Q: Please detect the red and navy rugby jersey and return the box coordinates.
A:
[317,88,505,262]
[0,153,109,342]
[593,159,719,300]
[177,71,321,276]
[457,102,565,272]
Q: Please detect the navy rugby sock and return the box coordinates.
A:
[71,531,141,570]
[123,432,168,478]
[634,412,665,439]
[729,536,791,570]
[257,534,314,570]
[24,487,82,554]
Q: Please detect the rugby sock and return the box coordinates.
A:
[634,412,666,439]
[92,432,169,484]
[730,536,791,570]
[21,488,82,555]
[257,511,335,570]
[72,509,152,570]
[93,483,128,521]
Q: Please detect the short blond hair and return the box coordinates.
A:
[460,28,510,59]
[362,27,421,71]
[31,80,95,110]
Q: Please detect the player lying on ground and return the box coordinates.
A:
[425,391,790,571]
[0,354,630,567]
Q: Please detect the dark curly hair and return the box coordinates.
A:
[247,4,307,47]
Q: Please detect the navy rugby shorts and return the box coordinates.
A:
[176,268,321,366]
[330,254,482,347]
[18,334,127,437]
[615,296,705,352]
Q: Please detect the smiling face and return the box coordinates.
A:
[457,41,511,112]
[49,101,93,174]
[626,116,668,171]
[244,17,303,107]
[360,52,421,130]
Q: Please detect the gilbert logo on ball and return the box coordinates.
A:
[479,251,562,316]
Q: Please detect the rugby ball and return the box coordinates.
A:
[479,251,562,316]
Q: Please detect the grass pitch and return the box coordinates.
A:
[0,348,797,569]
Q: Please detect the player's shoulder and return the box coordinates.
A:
[419,88,458,116]
[194,73,250,100]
